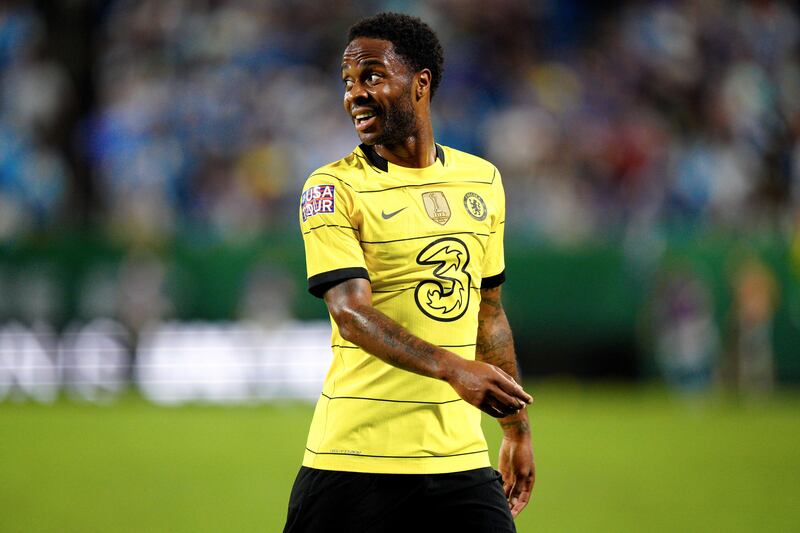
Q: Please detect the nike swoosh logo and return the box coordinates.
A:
[381,207,407,220]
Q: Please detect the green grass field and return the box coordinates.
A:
[2,383,799,532]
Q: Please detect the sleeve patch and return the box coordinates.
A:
[301,184,336,221]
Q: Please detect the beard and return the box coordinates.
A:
[368,86,417,146]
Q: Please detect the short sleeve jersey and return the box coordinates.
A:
[299,143,506,474]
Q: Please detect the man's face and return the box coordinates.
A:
[341,37,417,146]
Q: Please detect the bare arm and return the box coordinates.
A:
[476,285,532,434]
[476,285,535,518]
[323,278,532,417]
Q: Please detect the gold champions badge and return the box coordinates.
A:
[421,191,451,225]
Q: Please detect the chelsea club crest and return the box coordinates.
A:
[463,192,487,221]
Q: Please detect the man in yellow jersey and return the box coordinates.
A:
[285,12,534,533]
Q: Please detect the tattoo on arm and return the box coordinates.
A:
[500,418,530,437]
[478,286,531,434]
[325,278,448,379]
[476,286,518,379]
[373,309,440,373]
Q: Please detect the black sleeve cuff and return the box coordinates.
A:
[308,267,370,298]
[481,270,506,289]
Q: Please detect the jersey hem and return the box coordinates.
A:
[302,449,491,474]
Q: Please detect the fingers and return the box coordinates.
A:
[481,400,510,418]
[452,360,532,415]
[509,484,531,518]
[490,366,533,404]
[482,390,523,417]
[501,472,513,498]
[498,450,512,497]
[488,388,525,416]
[507,469,533,518]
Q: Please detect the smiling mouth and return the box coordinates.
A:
[354,110,378,132]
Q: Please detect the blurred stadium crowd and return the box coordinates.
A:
[1,0,798,242]
[1,0,799,398]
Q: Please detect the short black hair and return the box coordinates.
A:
[347,12,444,99]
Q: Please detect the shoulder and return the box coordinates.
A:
[440,145,500,182]
[303,148,372,191]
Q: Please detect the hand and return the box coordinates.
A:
[499,433,534,518]
[444,358,532,418]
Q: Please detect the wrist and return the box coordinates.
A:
[436,351,463,382]
[499,412,530,439]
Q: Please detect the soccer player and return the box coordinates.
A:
[285,12,534,533]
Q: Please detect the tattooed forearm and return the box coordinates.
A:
[477,286,531,437]
[325,278,452,379]
[476,286,519,379]
[361,305,443,375]
[500,418,530,437]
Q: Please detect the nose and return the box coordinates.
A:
[344,80,369,106]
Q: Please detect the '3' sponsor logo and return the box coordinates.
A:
[414,237,471,322]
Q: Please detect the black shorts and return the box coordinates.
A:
[283,466,516,533]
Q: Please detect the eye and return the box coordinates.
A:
[343,79,353,90]
[367,73,382,84]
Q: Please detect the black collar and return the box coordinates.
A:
[359,143,445,172]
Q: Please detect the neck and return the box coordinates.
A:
[374,121,436,168]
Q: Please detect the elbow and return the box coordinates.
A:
[337,318,358,344]
[329,304,362,343]
[323,279,373,344]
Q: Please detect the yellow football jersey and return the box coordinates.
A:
[298,143,506,474]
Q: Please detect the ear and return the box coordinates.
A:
[414,69,432,101]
